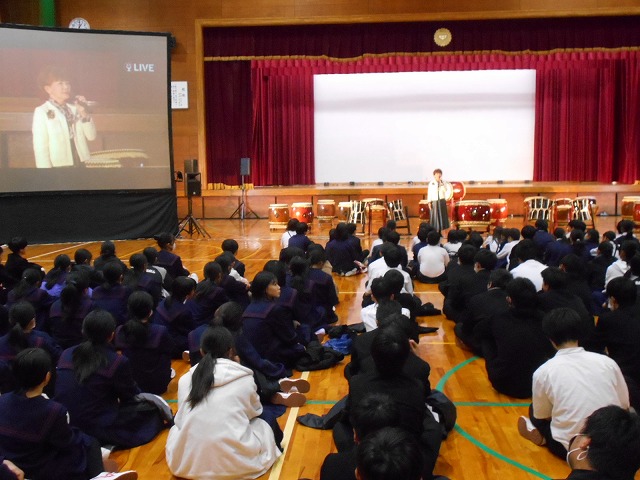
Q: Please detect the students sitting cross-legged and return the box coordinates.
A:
[91,262,132,327]
[5,268,54,331]
[55,310,168,449]
[152,276,197,358]
[0,348,138,480]
[122,253,163,308]
[188,262,229,326]
[166,326,282,480]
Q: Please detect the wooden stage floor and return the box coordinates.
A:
[22,216,638,480]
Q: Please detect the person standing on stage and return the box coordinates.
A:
[32,66,96,168]
[427,168,453,232]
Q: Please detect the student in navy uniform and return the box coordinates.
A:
[5,268,54,331]
[71,248,103,289]
[242,272,305,369]
[307,247,340,325]
[288,256,327,335]
[221,238,246,278]
[326,223,360,276]
[92,262,132,326]
[41,254,71,299]
[115,292,173,395]
[154,233,190,279]
[92,241,127,275]
[0,302,61,394]
[152,276,196,358]
[122,253,163,308]
[55,310,167,448]
[189,262,229,326]
[215,253,250,308]
[4,237,43,291]
[48,272,96,349]
[0,348,107,480]
[288,222,313,254]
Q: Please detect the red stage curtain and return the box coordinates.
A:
[247,51,639,185]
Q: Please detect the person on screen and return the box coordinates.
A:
[426,168,453,233]
[32,66,96,168]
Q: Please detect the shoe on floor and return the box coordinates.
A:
[272,391,307,407]
[91,471,138,480]
[279,377,311,393]
[181,350,190,363]
[517,416,545,446]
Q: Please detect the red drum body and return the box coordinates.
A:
[621,196,640,229]
[337,202,351,221]
[487,198,508,227]
[291,202,314,224]
[454,200,491,231]
[268,204,290,230]
[451,181,466,202]
[418,200,431,222]
[317,200,336,222]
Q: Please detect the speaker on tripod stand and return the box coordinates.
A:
[230,157,259,220]
[177,159,210,237]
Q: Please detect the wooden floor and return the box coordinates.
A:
[22,216,638,480]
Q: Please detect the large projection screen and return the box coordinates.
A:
[0,25,173,193]
[314,70,536,183]
[0,25,177,243]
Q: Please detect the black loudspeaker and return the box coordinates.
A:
[186,172,201,197]
[184,159,199,174]
[240,157,251,176]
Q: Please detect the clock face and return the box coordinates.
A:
[69,17,90,29]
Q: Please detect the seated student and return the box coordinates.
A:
[115,292,173,395]
[442,229,464,259]
[307,248,340,324]
[356,427,424,480]
[4,237,43,290]
[483,226,504,253]
[560,254,596,316]
[122,253,163,308]
[364,245,413,304]
[142,247,171,295]
[518,308,630,459]
[152,276,197,358]
[154,233,190,279]
[509,225,538,270]
[189,262,229,326]
[583,229,600,258]
[409,226,430,277]
[367,227,389,265]
[214,253,250,308]
[378,230,408,269]
[440,244,477,322]
[544,228,573,268]
[187,302,308,406]
[0,302,61,394]
[605,240,638,288]
[361,279,411,333]
[92,241,127,274]
[495,228,520,270]
[218,250,251,287]
[48,272,96,349]
[166,326,282,479]
[55,310,167,449]
[321,393,400,480]
[454,268,512,356]
[613,219,639,249]
[91,262,132,326]
[288,256,328,335]
[41,254,71,298]
[72,248,102,289]
[0,246,12,306]
[346,223,368,263]
[475,278,555,398]
[586,241,615,293]
[0,348,138,480]
[281,218,300,249]
[532,219,555,254]
[326,222,360,276]
[416,231,449,284]
[242,271,305,368]
[564,405,640,480]
[383,269,422,335]
[288,222,313,253]
[221,238,246,277]
[510,239,547,292]
[6,268,54,331]
[592,277,640,409]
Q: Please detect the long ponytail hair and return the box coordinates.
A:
[8,302,36,353]
[44,254,71,290]
[187,326,235,409]
[60,272,90,323]
[11,268,42,300]
[122,291,153,346]
[72,310,116,384]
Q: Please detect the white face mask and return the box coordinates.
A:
[566,434,588,467]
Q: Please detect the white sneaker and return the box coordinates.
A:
[91,470,138,479]
[279,377,311,393]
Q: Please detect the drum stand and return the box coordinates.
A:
[178,196,211,238]
[230,175,259,220]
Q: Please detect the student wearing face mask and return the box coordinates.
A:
[564,405,640,480]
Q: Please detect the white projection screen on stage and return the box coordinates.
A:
[314,70,536,183]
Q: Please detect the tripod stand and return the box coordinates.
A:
[230,175,259,220]
[178,195,211,238]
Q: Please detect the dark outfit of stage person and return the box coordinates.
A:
[48,297,95,349]
[114,323,174,395]
[427,179,452,232]
[4,254,41,290]
[476,306,555,398]
[326,239,359,275]
[188,281,230,325]
[454,287,510,356]
[55,345,165,448]
[219,274,250,308]
[152,297,196,358]
[156,250,189,279]
[91,284,132,326]
[308,267,339,324]
[6,287,54,331]
[0,331,62,393]
[544,239,573,267]
[0,392,103,480]
[592,305,640,408]
[242,299,305,368]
